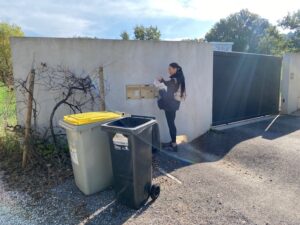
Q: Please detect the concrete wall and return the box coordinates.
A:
[11,37,213,142]
[281,53,300,114]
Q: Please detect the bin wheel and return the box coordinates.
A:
[150,184,160,201]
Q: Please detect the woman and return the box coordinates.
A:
[157,62,186,151]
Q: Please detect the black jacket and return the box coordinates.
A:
[157,78,180,111]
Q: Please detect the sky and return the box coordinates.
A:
[0,0,299,40]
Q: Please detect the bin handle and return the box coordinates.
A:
[130,115,156,120]
[59,120,74,130]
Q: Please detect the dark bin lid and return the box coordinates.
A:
[101,116,156,135]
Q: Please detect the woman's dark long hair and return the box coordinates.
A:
[169,62,186,97]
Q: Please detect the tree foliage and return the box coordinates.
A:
[279,10,300,30]
[120,31,129,40]
[205,9,273,53]
[279,10,300,52]
[121,25,161,40]
[257,26,290,55]
[143,26,161,40]
[0,23,24,86]
[133,25,146,40]
[134,25,161,40]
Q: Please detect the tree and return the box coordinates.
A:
[257,26,290,55]
[205,9,272,53]
[0,23,24,86]
[120,31,129,40]
[279,10,300,30]
[279,10,300,52]
[144,26,161,40]
[134,25,146,40]
[121,25,161,40]
[133,25,161,40]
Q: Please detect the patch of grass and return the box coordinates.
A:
[0,83,17,134]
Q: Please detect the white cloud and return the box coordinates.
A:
[72,0,300,23]
[24,13,92,37]
[0,0,299,37]
[0,1,94,36]
[132,0,300,23]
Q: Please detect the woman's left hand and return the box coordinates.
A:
[157,76,163,82]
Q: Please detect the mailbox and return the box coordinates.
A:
[126,84,158,99]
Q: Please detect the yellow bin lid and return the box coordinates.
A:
[63,111,122,125]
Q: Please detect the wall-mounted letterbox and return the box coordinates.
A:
[126,85,141,99]
[126,84,158,99]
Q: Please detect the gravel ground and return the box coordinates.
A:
[0,115,299,225]
[0,170,38,225]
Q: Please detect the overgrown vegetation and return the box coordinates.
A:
[0,82,17,131]
[0,22,24,86]
[10,63,99,167]
[0,131,72,197]
[0,82,72,196]
[0,62,100,195]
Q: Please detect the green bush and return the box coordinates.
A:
[0,132,21,158]
[0,83,17,133]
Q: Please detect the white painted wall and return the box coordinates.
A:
[281,53,300,114]
[11,37,213,142]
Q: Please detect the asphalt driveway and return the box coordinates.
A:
[1,114,299,225]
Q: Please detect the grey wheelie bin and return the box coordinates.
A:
[101,115,160,209]
[59,112,123,195]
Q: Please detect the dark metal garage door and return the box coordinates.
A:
[213,51,282,126]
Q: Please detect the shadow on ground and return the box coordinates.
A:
[162,115,300,170]
[36,152,184,225]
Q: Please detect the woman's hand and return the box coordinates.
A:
[157,76,163,82]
